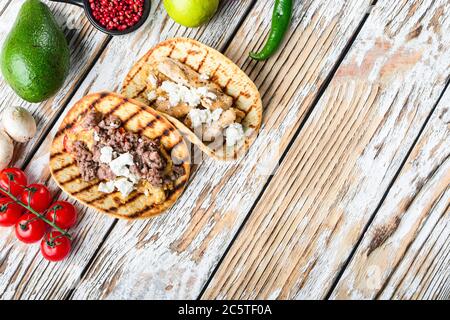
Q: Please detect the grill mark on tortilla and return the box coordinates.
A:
[129,65,143,82]
[167,180,187,198]
[72,181,100,196]
[224,78,232,90]
[166,137,185,153]
[104,98,127,117]
[197,51,208,71]
[52,161,75,175]
[162,128,172,137]
[137,118,156,134]
[126,203,157,219]
[167,138,182,151]
[87,190,122,205]
[126,182,186,218]
[168,44,176,58]
[210,64,220,79]
[240,91,251,99]
[55,94,108,139]
[105,193,142,213]
[50,151,63,159]
[61,172,82,185]
[136,86,147,98]
[247,104,255,113]
[121,110,141,127]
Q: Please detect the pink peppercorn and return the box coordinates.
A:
[89,0,145,31]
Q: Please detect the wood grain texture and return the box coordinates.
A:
[68,0,373,299]
[0,0,109,168]
[203,0,450,300]
[331,88,449,300]
[0,0,255,299]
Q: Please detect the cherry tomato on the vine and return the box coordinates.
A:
[20,184,53,213]
[40,231,71,262]
[45,201,77,230]
[0,168,28,198]
[0,198,24,227]
[15,213,46,243]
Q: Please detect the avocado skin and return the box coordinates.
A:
[1,0,70,103]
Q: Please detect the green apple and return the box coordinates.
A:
[163,0,219,28]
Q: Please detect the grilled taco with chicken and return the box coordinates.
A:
[50,92,190,220]
[121,38,262,160]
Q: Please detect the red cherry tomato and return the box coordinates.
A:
[20,184,53,213]
[0,168,28,198]
[0,198,24,227]
[45,201,77,230]
[15,213,46,243]
[40,231,71,262]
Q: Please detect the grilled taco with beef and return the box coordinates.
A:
[50,92,190,220]
[121,38,262,160]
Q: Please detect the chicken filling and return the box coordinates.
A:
[142,57,246,146]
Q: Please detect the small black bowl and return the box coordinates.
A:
[49,0,151,36]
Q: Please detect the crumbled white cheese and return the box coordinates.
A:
[109,153,134,177]
[189,108,223,128]
[189,109,208,128]
[94,131,100,142]
[99,146,113,164]
[160,81,217,108]
[225,123,245,146]
[196,87,217,100]
[148,74,158,87]
[128,173,140,184]
[114,178,135,198]
[147,90,157,101]
[200,73,210,81]
[160,81,200,107]
[211,108,223,122]
[98,181,115,194]
[97,151,141,198]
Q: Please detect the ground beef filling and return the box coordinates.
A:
[72,110,185,188]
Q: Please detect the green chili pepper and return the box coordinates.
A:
[250,0,293,61]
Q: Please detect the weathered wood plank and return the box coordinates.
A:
[69,0,373,299]
[0,0,256,299]
[331,88,449,300]
[202,0,450,299]
[0,0,109,168]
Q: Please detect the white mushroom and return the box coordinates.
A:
[0,131,13,170]
[2,106,37,143]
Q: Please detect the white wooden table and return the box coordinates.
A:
[0,0,449,300]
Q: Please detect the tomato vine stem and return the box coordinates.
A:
[0,184,72,239]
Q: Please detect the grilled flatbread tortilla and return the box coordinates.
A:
[121,38,262,160]
[50,92,190,220]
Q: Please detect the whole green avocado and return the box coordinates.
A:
[1,0,70,103]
